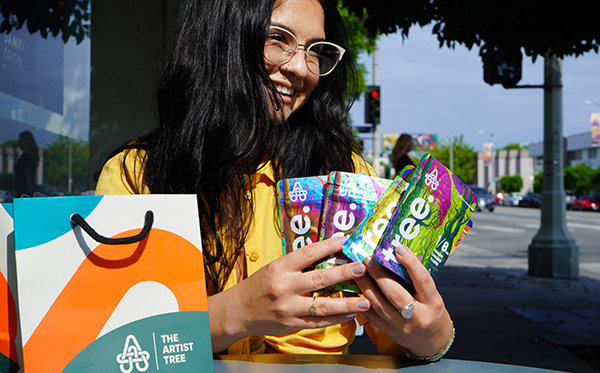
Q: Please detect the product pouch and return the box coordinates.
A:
[277,176,327,257]
[375,154,477,287]
[342,166,415,264]
[316,172,392,293]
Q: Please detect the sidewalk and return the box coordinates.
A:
[349,264,600,372]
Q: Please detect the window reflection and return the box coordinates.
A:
[0,0,91,199]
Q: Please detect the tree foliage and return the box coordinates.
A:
[564,163,592,196]
[44,136,89,194]
[533,171,543,193]
[0,0,90,44]
[427,134,476,184]
[337,1,378,101]
[341,0,600,63]
[499,174,523,193]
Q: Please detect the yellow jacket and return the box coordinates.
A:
[96,150,376,354]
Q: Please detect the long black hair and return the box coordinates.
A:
[110,0,362,293]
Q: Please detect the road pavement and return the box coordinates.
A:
[349,206,600,372]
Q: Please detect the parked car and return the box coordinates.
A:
[518,192,541,208]
[565,190,577,210]
[571,196,600,211]
[502,192,524,207]
[468,186,495,212]
[0,190,13,203]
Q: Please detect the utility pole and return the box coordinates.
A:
[372,47,379,161]
[528,55,579,279]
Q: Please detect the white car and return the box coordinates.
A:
[502,192,524,207]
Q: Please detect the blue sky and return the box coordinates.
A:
[350,25,600,153]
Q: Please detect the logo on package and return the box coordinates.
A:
[340,178,360,198]
[116,334,150,373]
[289,181,308,202]
[425,168,439,190]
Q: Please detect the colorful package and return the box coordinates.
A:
[316,172,392,292]
[342,166,415,264]
[375,154,477,286]
[277,176,327,256]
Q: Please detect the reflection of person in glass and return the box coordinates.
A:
[15,130,39,197]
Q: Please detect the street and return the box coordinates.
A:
[447,205,600,281]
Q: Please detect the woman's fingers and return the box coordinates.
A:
[280,236,369,294]
[302,294,370,317]
[392,245,438,303]
[284,236,346,271]
[362,254,414,312]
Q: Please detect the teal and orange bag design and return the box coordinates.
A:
[13,195,213,373]
[1,204,20,373]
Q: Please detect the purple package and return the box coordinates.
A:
[374,154,477,288]
[277,176,327,256]
[315,172,392,292]
[342,166,415,264]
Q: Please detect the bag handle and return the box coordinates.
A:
[71,211,154,245]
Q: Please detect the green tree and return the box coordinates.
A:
[592,167,600,196]
[43,136,90,194]
[564,164,592,196]
[341,1,599,64]
[533,171,543,193]
[428,134,476,184]
[337,1,377,96]
[502,143,527,150]
[499,174,523,193]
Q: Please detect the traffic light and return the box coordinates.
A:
[483,52,522,88]
[365,85,380,124]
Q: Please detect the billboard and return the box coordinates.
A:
[592,113,600,147]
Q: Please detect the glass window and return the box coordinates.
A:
[0,2,91,200]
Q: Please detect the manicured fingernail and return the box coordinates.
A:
[352,263,365,275]
[346,313,357,319]
[357,300,369,310]
[337,236,348,245]
[363,256,374,268]
[396,245,408,257]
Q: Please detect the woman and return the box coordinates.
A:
[391,133,415,177]
[96,0,453,359]
[15,130,39,197]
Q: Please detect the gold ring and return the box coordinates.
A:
[309,294,317,316]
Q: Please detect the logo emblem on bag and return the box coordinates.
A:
[116,335,150,373]
[289,181,308,202]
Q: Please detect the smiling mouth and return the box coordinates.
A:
[275,84,295,97]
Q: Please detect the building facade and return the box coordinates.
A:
[476,149,534,194]
[529,131,600,174]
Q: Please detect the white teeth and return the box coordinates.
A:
[275,84,294,96]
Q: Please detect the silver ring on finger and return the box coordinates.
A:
[400,299,416,320]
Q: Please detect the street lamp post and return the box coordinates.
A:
[528,55,578,279]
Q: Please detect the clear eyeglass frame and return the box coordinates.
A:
[264,25,346,77]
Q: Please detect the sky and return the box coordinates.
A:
[350,25,600,154]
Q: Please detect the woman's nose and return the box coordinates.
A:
[283,47,310,79]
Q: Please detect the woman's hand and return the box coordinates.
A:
[354,245,453,358]
[208,236,370,353]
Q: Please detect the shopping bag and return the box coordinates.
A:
[0,204,21,373]
[13,194,213,373]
